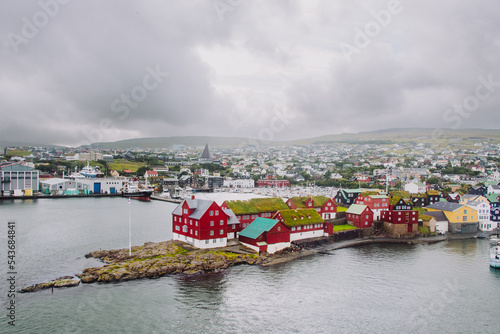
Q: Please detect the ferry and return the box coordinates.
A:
[490,242,500,268]
[122,184,153,201]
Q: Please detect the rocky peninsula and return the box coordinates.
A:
[20,235,450,292]
[77,240,260,283]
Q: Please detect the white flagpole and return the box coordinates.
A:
[128,197,132,256]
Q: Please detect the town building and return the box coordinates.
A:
[353,194,390,220]
[1,162,39,195]
[256,179,290,188]
[222,197,290,230]
[461,195,493,231]
[286,196,338,220]
[238,217,290,254]
[172,197,229,248]
[334,188,362,206]
[426,202,478,233]
[346,204,374,228]
[380,197,419,236]
[273,209,327,241]
[223,179,255,188]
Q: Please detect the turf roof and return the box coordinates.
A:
[277,209,324,226]
[288,196,331,208]
[225,198,289,215]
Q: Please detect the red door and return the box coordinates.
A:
[407,224,413,233]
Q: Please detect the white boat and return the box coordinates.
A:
[490,243,500,268]
[79,162,104,178]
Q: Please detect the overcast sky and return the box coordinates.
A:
[1,0,499,147]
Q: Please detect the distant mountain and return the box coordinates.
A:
[89,136,275,149]
[0,139,64,149]
[5,128,498,149]
[289,128,500,145]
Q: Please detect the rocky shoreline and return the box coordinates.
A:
[19,235,455,292]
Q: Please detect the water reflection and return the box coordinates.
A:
[174,271,228,310]
[444,239,478,255]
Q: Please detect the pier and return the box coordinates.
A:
[0,193,122,200]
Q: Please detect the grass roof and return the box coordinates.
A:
[277,209,324,227]
[288,196,330,208]
[390,191,410,198]
[337,207,348,212]
[427,190,440,196]
[419,214,434,221]
[225,198,288,215]
[390,196,402,206]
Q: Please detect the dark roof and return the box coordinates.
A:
[427,202,464,212]
[424,211,449,222]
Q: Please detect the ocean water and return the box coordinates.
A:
[1,197,499,334]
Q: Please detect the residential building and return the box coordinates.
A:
[238,217,290,254]
[461,195,493,231]
[346,204,374,228]
[256,179,290,188]
[286,196,338,220]
[424,211,449,234]
[222,198,289,230]
[353,194,390,220]
[426,202,478,233]
[273,208,327,241]
[223,179,254,188]
[404,181,426,194]
[380,197,419,235]
[172,197,229,248]
[334,188,363,206]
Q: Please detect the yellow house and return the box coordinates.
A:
[426,202,478,233]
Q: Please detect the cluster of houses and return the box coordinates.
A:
[172,184,500,254]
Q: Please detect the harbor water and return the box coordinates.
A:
[1,197,499,334]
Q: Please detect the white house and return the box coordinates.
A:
[404,181,426,194]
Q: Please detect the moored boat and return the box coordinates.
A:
[490,243,500,268]
[122,181,153,201]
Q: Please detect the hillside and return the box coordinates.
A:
[87,128,500,149]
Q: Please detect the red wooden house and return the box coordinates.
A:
[256,180,290,188]
[238,217,290,254]
[354,194,389,220]
[221,198,289,231]
[286,196,338,220]
[172,197,229,249]
[345,204,374,228]
[273,209,326,241]
[380,197,419,235]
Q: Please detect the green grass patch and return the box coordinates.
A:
[419,226,429,234]
[6,149,31,157]
[332,224,357,232]
[108,159,148,173]
[207,250,239,259]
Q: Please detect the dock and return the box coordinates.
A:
[0,193,122,200]
[150,195,182,204]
